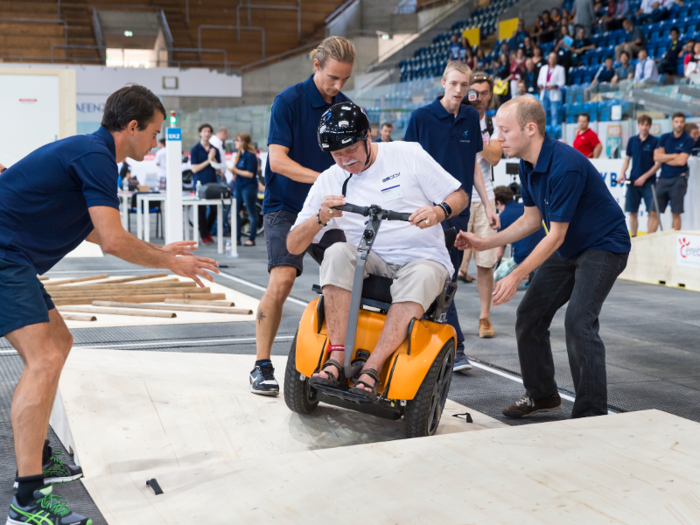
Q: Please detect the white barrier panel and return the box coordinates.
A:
[493,156,700,233]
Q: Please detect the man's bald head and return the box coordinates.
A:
[498,96,546,137]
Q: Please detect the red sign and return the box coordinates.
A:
[19,99,38,103]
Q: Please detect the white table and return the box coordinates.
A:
[182,196,236,255]
[117,191,133,230]
[136,193,167,242]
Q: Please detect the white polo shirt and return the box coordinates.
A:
[472,114,498,204]
[292,142,461,275]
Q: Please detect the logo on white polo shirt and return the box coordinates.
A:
[382,172,400,183]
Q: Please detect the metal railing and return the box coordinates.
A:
[92,9,106,60]
[236,0,300,43]
[325,0,357,24]
[158,9,174,49]
[0,18,68,47]
[198,24,266,61]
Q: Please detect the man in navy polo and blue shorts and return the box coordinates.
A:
[617,114,660,236]
[404,60,499,373]
[457,96,630,420]
[654,112,694,231]
[0,85,218,524]
[251,36,356,396]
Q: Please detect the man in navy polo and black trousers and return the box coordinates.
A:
[405,60,499,373]
[457,96,630,419]
[251,36,356,396]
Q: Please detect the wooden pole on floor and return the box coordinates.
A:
[53,293,225,306]
[44,274,111,286]
[164,299,236,307]
[48,287,211,298]
[53,279,185,290]
[38,276,49,281]
[60,313,97,322]
[95,273,170,285]
[93,301,253,315]
[60,306,177,318]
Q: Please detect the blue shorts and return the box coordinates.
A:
[625,183,654,213]
[0,259,54,337]
[264,209,304,276]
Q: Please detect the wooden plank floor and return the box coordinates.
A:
[78,409,700,525]
[59,349,504,479]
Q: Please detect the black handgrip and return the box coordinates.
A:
[385,210,412,221]
[332,203,370,216]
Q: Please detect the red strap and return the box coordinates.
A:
[328,344,345,353]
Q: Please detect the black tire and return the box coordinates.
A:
[283,332,319,414]
[404,339,455,438]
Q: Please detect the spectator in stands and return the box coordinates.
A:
[600,0,628,32]
[191,123,223,244]
[232,132,260,247]
[537,52,566,127]
[449,34,462,61]
[570,25,595,66]
[374,122,393,142]
[495,52,513,103]
[463,46,476,69]
[654,112,693,230]
[684,42,700,76]
[616,19,646,61]
[461,35,471,52]
[501,41,511,56]
[636,0,666,22]
[491,185,546,284]
[539,11,556,43]
[155,137,167,184]
[682,39,696,68]
[511,49,527,88]
[519,35,535,57]
[475,48,487,70]
[457,72,504,339]
[517,80,528,96]
[573,113,602,158]
[617,114,661,236]
[532,45,545,79]
[522,58,539,96]
[657,27,683,76]
[612,51,635,82]
[512,19,530,45]
[551,7,562,27]
[561,8,574,34]
[635,48,661,84]
[587,56,616,90]
[532,15,544,41]
[685,122,700,151]
[554,25,574,79]
[573,0,596,36]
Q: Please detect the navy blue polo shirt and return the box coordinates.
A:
[498,201,546,264]
[449,43,462,61]
[404,98,483,216]
[235,150,258,188]
[658,131,693,179]
[626,134,658,185]
[0,126,120,274]
[595,66,615,83]
[263,74,351,215]
[190,142,221,187]
[519,135,630,259]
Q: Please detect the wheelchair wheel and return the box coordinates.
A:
[404,339,455,438]
[283,331,319,414]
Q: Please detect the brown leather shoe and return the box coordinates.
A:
[479,318,495,338]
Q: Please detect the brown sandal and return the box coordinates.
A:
[349,368,380,400]
[309,359,345,388]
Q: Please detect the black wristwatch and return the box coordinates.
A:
[438,201,452,220]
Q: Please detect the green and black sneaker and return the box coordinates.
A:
[13,444,83,490]
[7,485,92,525]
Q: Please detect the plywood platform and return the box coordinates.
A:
[58,349,502,479]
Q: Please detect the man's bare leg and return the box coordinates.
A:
[355,301,423,392]
[312,284,351,380]
[476,266,493,320]
[458,250,475,282]
[629,212,638,237]
[647,211,659,233]
[672,213,682,231]
[6,312,73,477]
[255,265,297,360]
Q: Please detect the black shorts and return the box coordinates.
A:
[0,259,55,337]
[655,175,688,214]
[264,209,304,276]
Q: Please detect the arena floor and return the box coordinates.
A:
[2,227,700,523]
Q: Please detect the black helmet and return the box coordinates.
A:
[317,102,370,153]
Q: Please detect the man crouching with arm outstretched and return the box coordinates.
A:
[287,103,468,399]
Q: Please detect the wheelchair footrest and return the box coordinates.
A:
[312,384,404,421]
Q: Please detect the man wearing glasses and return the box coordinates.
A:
[457,73,504,339]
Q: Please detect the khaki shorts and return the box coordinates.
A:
[320,242,450,312]
[462,200,498,269]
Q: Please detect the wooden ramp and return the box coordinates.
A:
[56,350,700,524]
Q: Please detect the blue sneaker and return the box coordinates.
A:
[453,354,472,372]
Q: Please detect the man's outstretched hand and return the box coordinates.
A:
[454,231,487,251]
[492,272,519,306]
[170,255,220,288]
[161,240,199,257]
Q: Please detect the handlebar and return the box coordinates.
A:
[332,203,412,222]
